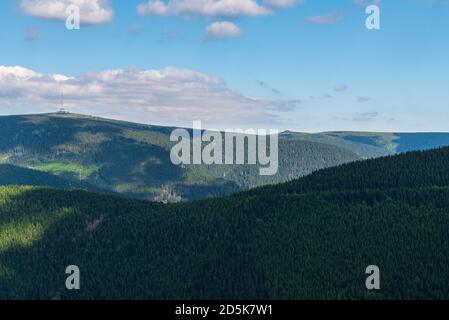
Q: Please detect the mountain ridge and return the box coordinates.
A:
[0,113,360,201]
[1,146,449,299]
[2,112,449,201]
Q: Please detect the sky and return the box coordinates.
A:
[0,0,448,132]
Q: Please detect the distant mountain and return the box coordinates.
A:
[1,113,449,201]
[281,131,449,158]
[2,147,449,299]
[0,113,360,201]
[394,133,449,153]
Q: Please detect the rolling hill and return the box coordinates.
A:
[1,147,449,299]
[2,113,449,202]
[281,131,449,158]
[0,113,360,201]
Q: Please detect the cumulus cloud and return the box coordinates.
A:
[0,65,298,128]
[205,21,243,40]
[137,0,271,18]
[136,0,302,18]
[137,1,301,40]
[20,0,114,25]
[263,0,299,8]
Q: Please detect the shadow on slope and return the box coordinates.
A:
[2,161,449,300]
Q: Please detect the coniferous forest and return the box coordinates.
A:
[1,146,449,299]
[2,0,449,304]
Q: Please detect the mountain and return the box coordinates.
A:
[2,113,449,201]
[0,113,360,201]
[281,131,449,158]
[1,147,449,299]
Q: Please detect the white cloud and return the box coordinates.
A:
[20,0,114,25]
[137,0,302,40]
[137,0,274,18]
[0,65,298,128]
[205,21,243,40]
[263,0,299,8]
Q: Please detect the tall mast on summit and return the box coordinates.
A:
[60,88,64,112]
[58,87,68,113]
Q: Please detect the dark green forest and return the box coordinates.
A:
[1,147,449,299]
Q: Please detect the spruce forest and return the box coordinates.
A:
[1,145,449,299]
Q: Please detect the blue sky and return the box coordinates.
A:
[0,0,448,132]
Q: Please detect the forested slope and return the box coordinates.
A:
[2,113,449,202]
[0,164,103,192]
[281,131,449,158]
[243,147,449,196]
[0,113,360,201]
[1,147,449,299]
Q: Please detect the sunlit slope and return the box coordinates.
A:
[1,147,449,299]
[0,113,360,201]
[0,164,103,192]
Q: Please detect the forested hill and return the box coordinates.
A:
[0,113,360,201]
[281,131,449,158]
[2,113,449,201]
[243,147,449,197]
[2,147,449,299]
